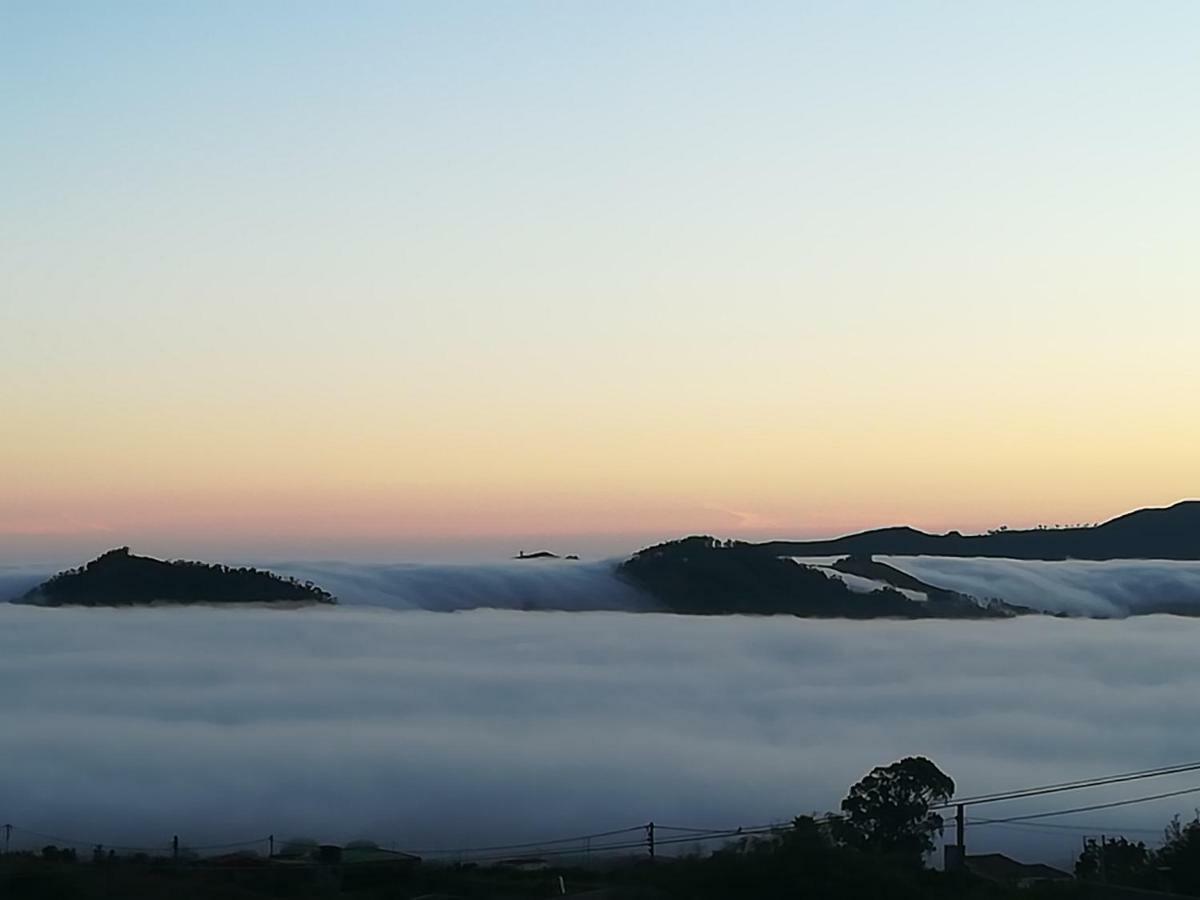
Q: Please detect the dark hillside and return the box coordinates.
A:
[617,537,1010,618]
[17,548,335,607]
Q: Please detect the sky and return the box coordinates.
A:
[3,2,1198,562]
[5,605,1200,867]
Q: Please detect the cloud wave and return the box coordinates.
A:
[881,556,1200,617]
[273,559,652,611]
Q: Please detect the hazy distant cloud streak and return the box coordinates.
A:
[0,566,48,601]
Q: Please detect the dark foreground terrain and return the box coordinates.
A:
[0,841,1155,900]
[8,758,1198,899]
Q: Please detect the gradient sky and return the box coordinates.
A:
[2,2,1198,562]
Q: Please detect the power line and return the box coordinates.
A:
[182,837,272,851]
[10,758,1200,864]
[654,826,782,846]
[4,825,270,854]
[967,818,1164,836]
[402,824,646,856]
[657,825,796,840]
[403,823,794,862]
[6,826,168,853]
[971,785,1200,825]
[938,760,1200,809]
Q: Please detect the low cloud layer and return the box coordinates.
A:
[1,559,652,612]
[273,559,652,612]
[3,605,1200,869]
[882,556,1200,617]
[11,556,1200,619]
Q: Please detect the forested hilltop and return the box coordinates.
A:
[617,537,1020,618]
[16,548,335,607]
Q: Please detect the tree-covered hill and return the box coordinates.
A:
[617,537,1013,618]
[17,548,335,607]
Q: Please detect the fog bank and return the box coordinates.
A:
[274,559,651,611]
[0,565,48,603]
[883,556,1200,617]
[2,606,1199,868]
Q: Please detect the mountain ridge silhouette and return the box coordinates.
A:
[757,500,1200,560]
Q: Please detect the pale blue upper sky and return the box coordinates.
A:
[3,2,1198,560]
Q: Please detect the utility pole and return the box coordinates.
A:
[646,822,655,860]
[268,834,274,859]
[944,805,966,872]
[172,835,179,861]
[3,823,10,855]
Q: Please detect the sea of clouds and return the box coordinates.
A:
[3,604,1200,869]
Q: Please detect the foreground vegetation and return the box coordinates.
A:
[0,844,1068,900]
[16,756,1199,899]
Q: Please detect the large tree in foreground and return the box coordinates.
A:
[836,756,954,864]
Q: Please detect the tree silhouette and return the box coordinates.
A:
[1075,836,1153,887]
[835,756,954,864]
[1157,815,1200,895]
